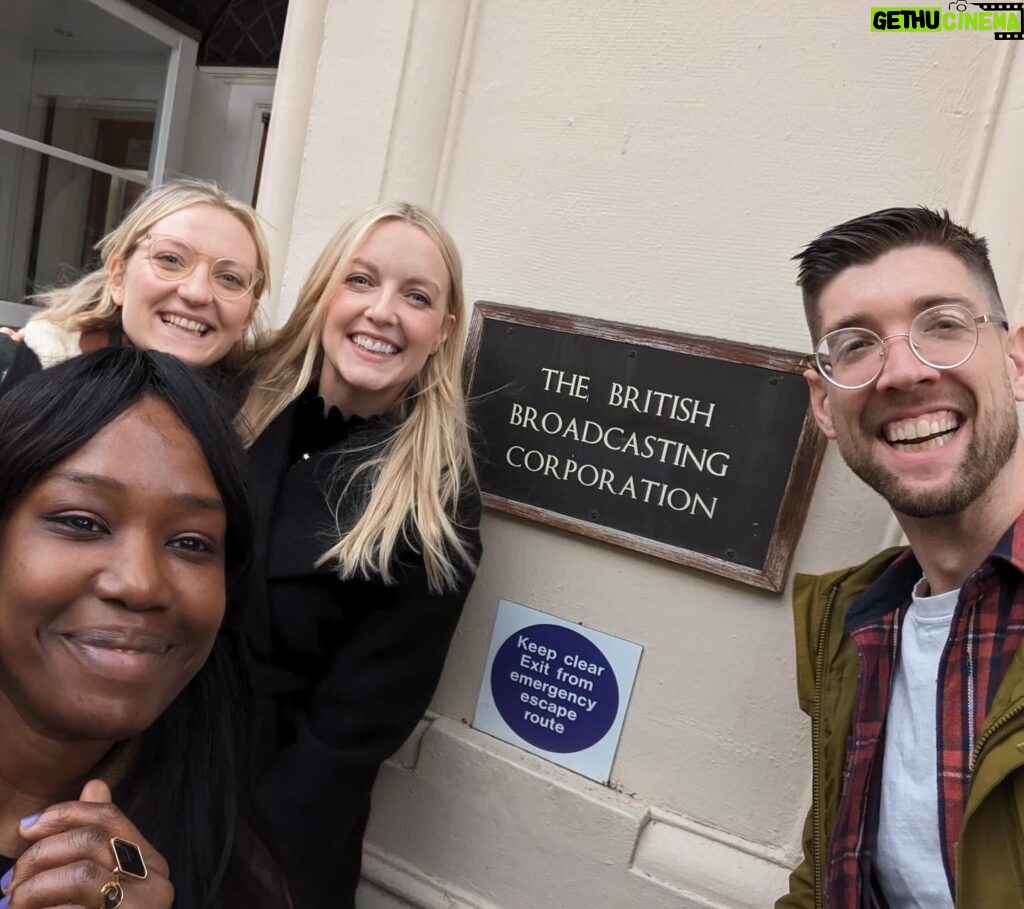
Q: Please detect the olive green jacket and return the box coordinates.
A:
[777,549,1024,909]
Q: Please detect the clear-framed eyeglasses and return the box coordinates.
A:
[814,303,1008,390]
[143,234,262,301]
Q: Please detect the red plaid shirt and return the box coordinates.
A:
[826,515,1024,908]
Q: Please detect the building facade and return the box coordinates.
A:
[256,4,1024,907]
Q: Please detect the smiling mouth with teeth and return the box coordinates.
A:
[162,313,210,337]
[351,334,400,355]
[883,409,961,452]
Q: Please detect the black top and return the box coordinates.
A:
[285,388,364,464]
[245,387,482,909]
[0,853,12,878]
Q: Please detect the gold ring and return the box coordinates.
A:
[109,837,148,880]
[99,873,124,909]
[99,837,147,909]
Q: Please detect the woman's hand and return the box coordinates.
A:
[0,780,173,909]
[0,328,22,341]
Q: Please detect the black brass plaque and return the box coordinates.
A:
[465,304,825,591]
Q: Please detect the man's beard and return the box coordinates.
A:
[835,397,1020,519]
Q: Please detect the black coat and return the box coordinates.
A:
[0,335,41,396]
[245,397,481,909]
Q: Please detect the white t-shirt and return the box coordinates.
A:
[874,578,958,908]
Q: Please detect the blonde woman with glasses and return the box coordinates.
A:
[0,177,270,393]
[240,201,482,909]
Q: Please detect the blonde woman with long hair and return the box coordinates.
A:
[0,178,269,392]
[241,201,482,909]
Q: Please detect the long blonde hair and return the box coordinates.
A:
[242,201,478,593]
[30,178,271,372]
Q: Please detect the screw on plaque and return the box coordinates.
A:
[769,376,780,386]
[725,548,736,559]
[506,327,514,335]
[589,509,600,520]
[627,349,637,358]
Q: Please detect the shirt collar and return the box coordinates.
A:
[844,548,920,633]
[989,510,1024,574]
[844,511,1024,633]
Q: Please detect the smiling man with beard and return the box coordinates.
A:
[777,207,1024,909]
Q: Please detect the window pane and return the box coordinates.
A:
[1,0,168,167]
[0,144,144,302]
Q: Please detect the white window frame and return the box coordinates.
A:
[84,0,198,182]
[0,0,197,310]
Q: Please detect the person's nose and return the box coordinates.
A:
[364,287,399,325]
[873,333,942,393]
[92,532,168,611]
[175,261,215,307]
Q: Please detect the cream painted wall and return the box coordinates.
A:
[260,2,1024,906]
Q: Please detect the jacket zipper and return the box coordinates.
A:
[812,581,841,909]
[970,700,1024,772]
[957,702,1024,908]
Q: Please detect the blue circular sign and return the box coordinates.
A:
[490,623,619,753]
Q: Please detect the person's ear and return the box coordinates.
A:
[434,312,456,353]
[805,367,838,440]
[107,258,127,307]
[1004,324,1024,403]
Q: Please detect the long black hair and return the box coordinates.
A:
[0,348,282,907]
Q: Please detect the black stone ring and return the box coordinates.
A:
[110,837,148,880]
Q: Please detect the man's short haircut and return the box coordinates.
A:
[793,206,1004,343]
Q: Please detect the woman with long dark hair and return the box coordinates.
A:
[0,348,287,908]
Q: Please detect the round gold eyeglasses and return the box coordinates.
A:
[144,234,261,301]
[814,303,1007,390]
